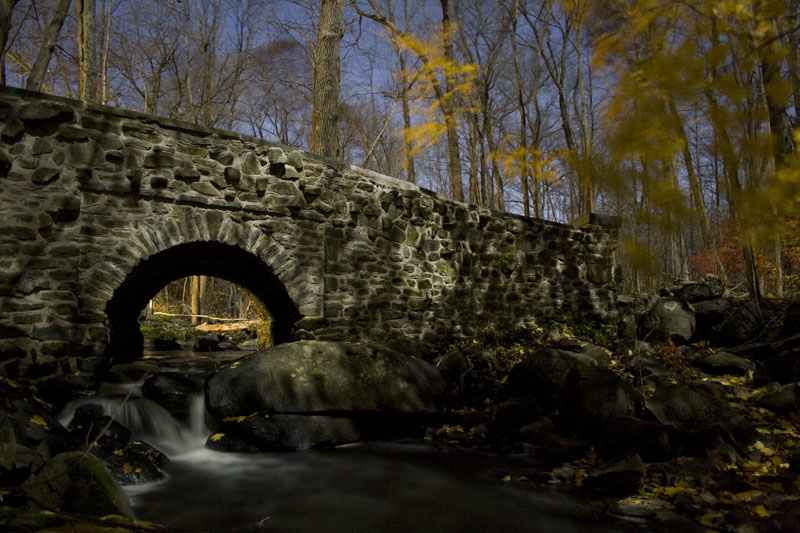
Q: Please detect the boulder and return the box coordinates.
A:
[714,301,764,345]
[764,348,800,384]
[23,451,134,520]
[557,366,638,432]
[207,413,361,451]
[675,280,724,302]
[151,337,182,351]
[758,383,800,412]
[206,341,445,418]
[194,335,221,352]
[696,351,754,376]
[646,383,756,452]
[504,348,596,410]
[638,297,696,345]
[142,372,204,421]
[67,403,166,484]
[691,298,733,337]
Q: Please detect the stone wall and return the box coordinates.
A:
[0,86,620,378]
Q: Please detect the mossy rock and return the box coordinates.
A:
[24,451,135,520]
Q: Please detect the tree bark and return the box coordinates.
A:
[439,0,464,202]
[76,0,97,101]
[25,0,71,91]
[0,0,19,85]
[310,0,345,159]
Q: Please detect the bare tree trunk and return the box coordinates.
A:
[310,0,345,159]
[439,0,464,202]
[25,0,70,92]
[0,0,19,85]
[76,0,98,101]
[510,0,529,216]
[191,275,201,325]
[667,94,727,284]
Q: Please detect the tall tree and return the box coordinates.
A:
[76,0,98,101]
[25,0,71,92]
[0,0,19,84]
[310,0,345,158]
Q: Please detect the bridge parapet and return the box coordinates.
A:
[0,86,620,379]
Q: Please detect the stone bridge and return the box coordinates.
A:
[0,86,620,379]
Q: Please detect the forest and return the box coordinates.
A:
[2,0,799,301]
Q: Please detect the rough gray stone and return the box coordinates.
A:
[638,297,696,345]
[23,451,134,519]
[206,341,445,417]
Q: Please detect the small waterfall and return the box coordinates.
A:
[59,381,209,456]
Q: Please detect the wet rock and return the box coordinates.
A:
[194,335,221,352]
[23,451,134,519]
[582,452,645,495]
[696,350,754,376]
[34,374,97,411]
[66,403,166,484]
[638,297,696,345]
[675,280,724,302]
[142,372,203,422]
[206,341,445,419]
[151,336,182,351]
[237,339,258,351]
[208,413,361,452]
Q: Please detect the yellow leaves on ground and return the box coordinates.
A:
[29,415,48,429]
[113,449,125,456]
[209,433,225,442]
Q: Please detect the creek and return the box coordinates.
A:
[58,353,646,533]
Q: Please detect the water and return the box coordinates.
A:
[126,444,643,533]
[61,377,644,532]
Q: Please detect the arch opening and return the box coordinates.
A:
[104,242,300,364]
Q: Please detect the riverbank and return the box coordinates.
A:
[1,286,799,531]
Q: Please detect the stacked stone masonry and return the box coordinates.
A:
[0,86,621,378]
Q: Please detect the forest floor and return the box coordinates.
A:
[428,306,800,533]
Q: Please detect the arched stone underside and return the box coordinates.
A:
[0,86,622,380]
[105,241,300,363]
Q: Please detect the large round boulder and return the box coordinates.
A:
[638,297,696,345]
[206,341,445,418]
[504,348,597,410]
[23,451,134,520]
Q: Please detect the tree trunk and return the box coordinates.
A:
[25,0,70,92]
[310,0,345,159]
[439,0,464,202]
[190,275,201,325]
[510,0,529,217]
[76,0,97,101]
[0,0,19,85]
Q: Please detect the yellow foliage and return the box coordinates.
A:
[210,433,225,442]
[29,415,48,429]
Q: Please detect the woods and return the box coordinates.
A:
[2,0,798,296]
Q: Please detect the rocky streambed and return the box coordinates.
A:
[2,282,800,531]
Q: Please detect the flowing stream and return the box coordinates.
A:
[61,373,645,532]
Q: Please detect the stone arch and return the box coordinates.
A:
[103,241,300,363]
